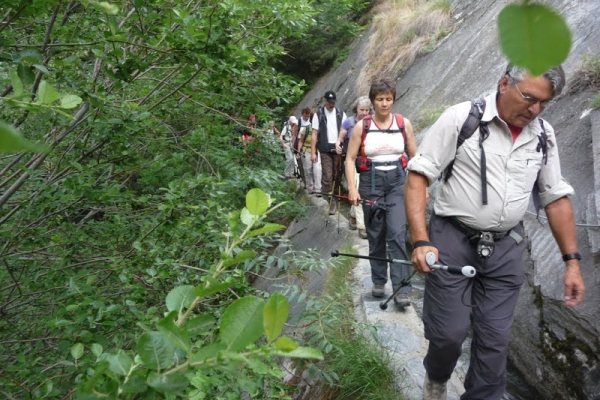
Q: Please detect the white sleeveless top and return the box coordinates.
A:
[363,115,405,170]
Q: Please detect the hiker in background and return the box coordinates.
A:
[296,107,321,194]
[312,91,347,213]
[405,64,585,400]
[268,120,280,138]
[345,78,417,308]
[337,96,372,239]
[281,116,297,178]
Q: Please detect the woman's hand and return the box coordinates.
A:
[348,187,360,206]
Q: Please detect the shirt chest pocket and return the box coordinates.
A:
[507,150,543,193]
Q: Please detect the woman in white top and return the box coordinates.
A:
[345,78,417,308]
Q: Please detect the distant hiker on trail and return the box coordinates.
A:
[345,78,417,308]
[268,120,280,138]
[311,91,347,213]
[337,96,372,239]
[405,64,585,400]
[281,116,298,178]
[296,107,321,194]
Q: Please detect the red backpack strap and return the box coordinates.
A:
[394,113,407,151]
[360,115,372,157]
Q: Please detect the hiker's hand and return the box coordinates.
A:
[311,152,317,163]
[335,141,342,154]
[411,245,438,274]
[564,262,585,307]
[295,153,300,159]
[348,187,360,206]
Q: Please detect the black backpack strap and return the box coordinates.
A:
[532,118,549,221]
[444,98,486,182]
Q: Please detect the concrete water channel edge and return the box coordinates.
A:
[256,190,541,400]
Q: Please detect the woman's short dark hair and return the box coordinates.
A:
[301,107,311,115]
[369,78,397,103]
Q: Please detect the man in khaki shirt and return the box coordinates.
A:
[405,65,585,400]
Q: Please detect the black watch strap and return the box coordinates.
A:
[562,252,582,262]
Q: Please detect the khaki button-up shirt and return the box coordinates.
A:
[407,92,573,231]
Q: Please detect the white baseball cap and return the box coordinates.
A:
[288,116,298,125]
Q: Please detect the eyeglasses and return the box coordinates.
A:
[513,82,551,108]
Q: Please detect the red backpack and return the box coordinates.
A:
[356,114,408,171]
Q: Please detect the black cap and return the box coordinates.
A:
[324,90,336,102]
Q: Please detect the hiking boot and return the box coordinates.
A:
[358,229,368,239]
[372,284,385,298]
[348,215,357,230]
[394,293,410,309]
[328,201,337,215]
[423,373,447,400]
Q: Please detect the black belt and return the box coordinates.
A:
[371,160,401,167]
[448,216,512,242]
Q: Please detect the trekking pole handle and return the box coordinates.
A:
[331,250,476,278]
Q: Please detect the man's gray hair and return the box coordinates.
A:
[352,95,373,114]
[503,64,566,98]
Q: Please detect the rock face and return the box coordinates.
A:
[295,1,600,399]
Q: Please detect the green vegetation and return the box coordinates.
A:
[294,246,400,400]
[413,105,448,132]
[591,93,600,110]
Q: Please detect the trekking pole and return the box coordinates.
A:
[313,193,376,207]
[330,250,476,310]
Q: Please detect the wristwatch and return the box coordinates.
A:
[562,252,582,262]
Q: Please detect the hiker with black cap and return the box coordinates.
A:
[345,78,417,308]
[405,64,585,400]
[311,90,347,214]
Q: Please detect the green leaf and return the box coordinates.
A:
[263,292,288,343]
[272,346,323,360]
[190,342,226,364]
[17,64,36,85]
[137,332,175,371]
[60,94,83,109]
[0,121,48,153]
[185,315,216,336]
[16,48,43,63]
[165,285,195,313]
[36,80,60,105]
[240,207,257,226]
[9,70,23,96]
[147,371,189,392]
[70,343,84,360]
[274,336,299,352]
[222,250,255,268]
[32,64,49,74]
[91,343,103,358]
[157,311,191,352]
[245,188,269,215]
[498,4,571,76]
[219,296,265,351]
[193,278,234,299]
[107,352,133,376]
[246,223,286,238]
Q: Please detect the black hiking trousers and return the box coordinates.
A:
[423,213,525,400]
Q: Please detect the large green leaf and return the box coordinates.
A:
[17,64,35,85]
[165,285,195,313]
[36,80,61,105]
[498,3,571,76]
[272,346,324,360]
[219,296,265,351]
[70,343,84,360]
[263,292,288,343]
[147,371,189,392]
[246,223,286,239]
[0,121,48,153]
[60,94,83,109]
[107,352,133,376]
[222,250,256,268]
[193,278,234,299]
[274,336,298,352]
[245,188,269,215]
[185,315,216,336]
[157,311,191,353]
[9,70,23,97]
[137,332,176,371]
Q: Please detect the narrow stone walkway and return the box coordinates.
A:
[349,238,466,400]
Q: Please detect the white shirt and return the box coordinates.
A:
[312,107,347,144]
[407,92,573,231]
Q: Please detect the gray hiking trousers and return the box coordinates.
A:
[359,166,410,293]
[423,213,525,400]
